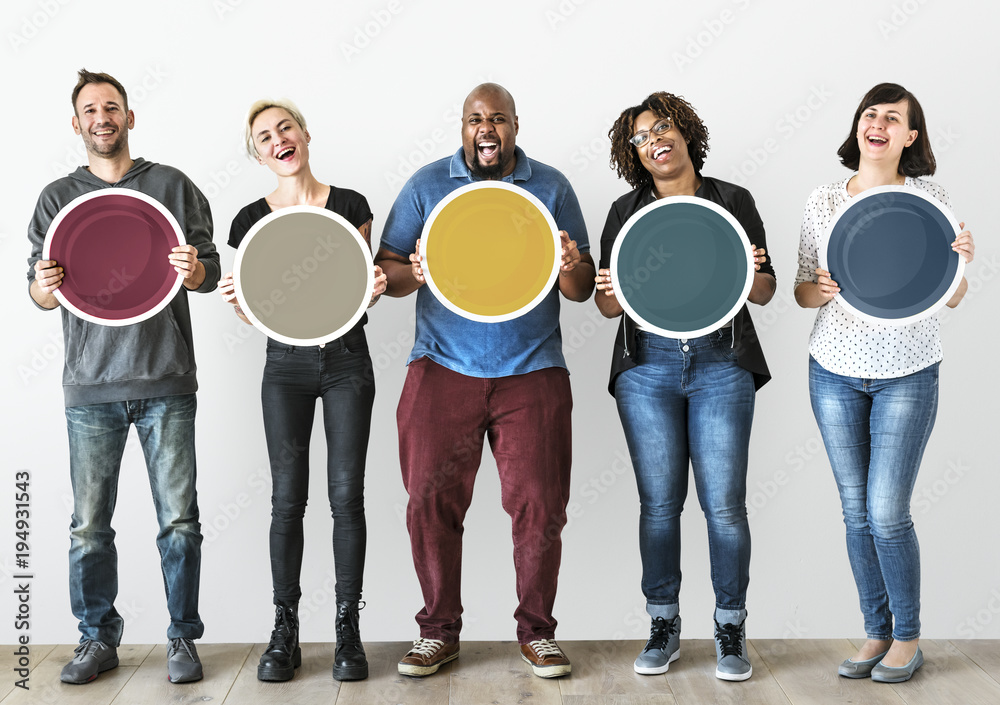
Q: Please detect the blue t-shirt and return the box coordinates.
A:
[380,147,589,378]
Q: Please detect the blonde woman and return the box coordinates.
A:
[219,98,386,682]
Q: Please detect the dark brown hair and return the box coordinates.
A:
[71,69,129,115]
[609,92,709,189]
[837,82,935,176]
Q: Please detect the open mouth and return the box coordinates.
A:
[652,144,672,161]
[93,129,115,137]
[277,147,296,161]
[867,135,888,145]
[477,141,498,160]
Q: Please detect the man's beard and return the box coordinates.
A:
[469,146,505,180]
[83,130,128,159]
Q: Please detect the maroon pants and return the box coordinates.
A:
[397,357,573,644]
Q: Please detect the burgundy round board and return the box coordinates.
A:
[42,189,185,326]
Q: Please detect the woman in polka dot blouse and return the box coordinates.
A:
[794,83,974,684]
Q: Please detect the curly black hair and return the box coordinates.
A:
[609,92,710,189]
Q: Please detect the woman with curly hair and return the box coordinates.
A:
[595,92,775,681]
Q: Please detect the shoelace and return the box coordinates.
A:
[645,617,679,651]
[336,601,365,644]
[267,611,296,650]
[527,639,563,658]
[408,638,445,658]
[715,622,744,658]
[73,640,105,660]
[168,637,196,660]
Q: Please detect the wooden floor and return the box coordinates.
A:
[2,639,998,704]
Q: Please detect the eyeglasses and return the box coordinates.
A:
[629,118,673,148]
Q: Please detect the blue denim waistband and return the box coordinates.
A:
[636,328,733,351]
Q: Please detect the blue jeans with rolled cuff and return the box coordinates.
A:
[809,356,939,642]
[615,329,755,626]
[66,393,203,647]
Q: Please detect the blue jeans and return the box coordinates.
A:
[809,357,938,642]
[261,331,374,605]
[65,393,203,646]
[615,330,755,621]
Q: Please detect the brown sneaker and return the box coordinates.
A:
[397,638,460,676]
[520,639,571,678]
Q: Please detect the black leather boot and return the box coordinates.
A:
[332,601,368,681]
[257,604,301,681]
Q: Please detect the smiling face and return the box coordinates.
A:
[856,99,917,168]
[633,109,694,183]
[251,107,311,176]
[461,86,518,180]
[72,82,133,159]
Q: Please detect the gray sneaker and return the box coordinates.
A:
[714,619,752,681]
[167,638,203,683]
[634,616,681,674]
[60,640,119,684]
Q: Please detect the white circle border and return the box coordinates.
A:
[233,205,375,346]
[42,188,186,327]
[819,185,965,326]
[419,181,562,324]
[610,196,754,339]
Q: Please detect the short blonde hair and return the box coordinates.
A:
[244,98,307,159]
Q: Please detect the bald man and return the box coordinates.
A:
[375,83,595,678]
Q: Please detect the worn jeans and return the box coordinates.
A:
[261,332,374,605]
[65,393,203,646]
[809,356,938,641]
[397,357,573,644]
[615,330,755,623]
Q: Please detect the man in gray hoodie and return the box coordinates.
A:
[26,69,219,685]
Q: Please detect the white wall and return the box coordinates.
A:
[3,0,998,646]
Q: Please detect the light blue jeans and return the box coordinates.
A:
[615,330,755,624]
[809,357,939,641]
[65,393,204,646]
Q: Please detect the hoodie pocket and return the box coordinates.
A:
[72,306,193,386]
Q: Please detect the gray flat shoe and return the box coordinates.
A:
[871,646,923,683]
[838,649,889,678]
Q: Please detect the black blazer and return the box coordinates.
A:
[598,176,774,395]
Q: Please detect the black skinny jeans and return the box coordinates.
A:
[261,329,374,605]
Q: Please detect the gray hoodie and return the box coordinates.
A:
[26,158,220,407]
